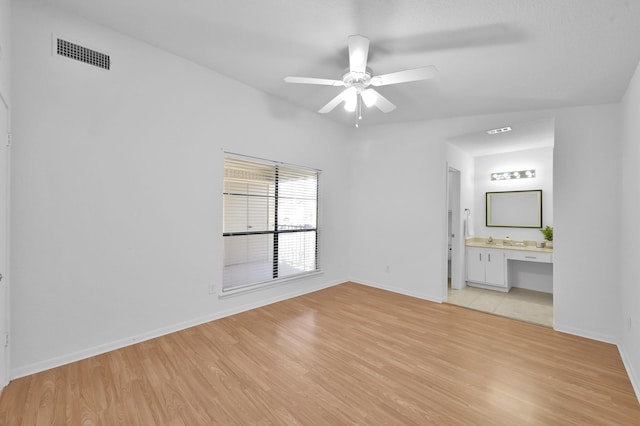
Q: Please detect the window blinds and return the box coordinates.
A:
[223,155,319,292]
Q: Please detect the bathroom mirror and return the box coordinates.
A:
[486,190,542,228]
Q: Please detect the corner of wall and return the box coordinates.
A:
[618,341,640,404]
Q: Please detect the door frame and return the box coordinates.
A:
[0,89,10,389]
[446,166,464,293]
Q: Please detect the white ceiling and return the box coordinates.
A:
[447,118,555,157]
[42,0,640,131]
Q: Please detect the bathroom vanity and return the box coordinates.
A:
[465,238,552,292]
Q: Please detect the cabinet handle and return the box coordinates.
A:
[525,256,536,259]
[488,254,491,262]
[479,253,482,261]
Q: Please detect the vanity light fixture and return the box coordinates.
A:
[491,169,536,181]
[487,126,512,135]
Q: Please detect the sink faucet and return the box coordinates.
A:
[488,236,493,243]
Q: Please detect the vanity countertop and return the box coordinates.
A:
[465,237,553,254]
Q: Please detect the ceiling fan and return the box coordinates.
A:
[284,34,437,126]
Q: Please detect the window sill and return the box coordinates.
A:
[219,270,324,299]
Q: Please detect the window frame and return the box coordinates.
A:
[221,153,321,296]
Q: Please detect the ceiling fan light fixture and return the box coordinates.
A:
[344,100,357,112]
[343,88,357,112]
[284,35,437,126]
[361,89,377,107]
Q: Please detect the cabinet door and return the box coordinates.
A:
[485,250,505,287]
[466,248,485,283]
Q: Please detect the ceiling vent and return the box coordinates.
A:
[56,38,110,70]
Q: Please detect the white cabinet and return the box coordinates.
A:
[465,243,553,292]
[466,247,506,288]
[466,248,485,283]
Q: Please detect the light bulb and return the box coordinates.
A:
[343,88,357,112]
[361,89,377,107]
[344,99,356,112]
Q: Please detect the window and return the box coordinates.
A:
[222,154,319,292]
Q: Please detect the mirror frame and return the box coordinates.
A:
[486,189,543,228]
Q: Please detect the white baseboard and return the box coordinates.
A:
[11,279,344,380]
[350,278,445,303]
[617,342,640,404]
[552,322,618,345]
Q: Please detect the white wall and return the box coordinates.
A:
[348,121,448,301]
[0,0,10,392]
[619,59,640,396]
[551,104,620,342]
[10,1,350,377]
[474,147,553,241]
[0,0,9,103]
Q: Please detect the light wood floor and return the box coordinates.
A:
[0,282,638,425]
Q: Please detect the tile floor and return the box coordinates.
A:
[447,285,553,327]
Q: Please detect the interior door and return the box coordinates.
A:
[448,168,463,290]
[0,96,8,387]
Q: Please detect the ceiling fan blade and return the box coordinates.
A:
[365,89,396,113]
[284,76,344,86]
[370,65,438,86]
[348,34,370,74]
[318,89,350,114]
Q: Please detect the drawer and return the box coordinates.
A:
[506,251,552,263]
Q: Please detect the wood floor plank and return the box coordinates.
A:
[0,282,638,424]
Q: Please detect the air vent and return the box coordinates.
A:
[56,38,110,70]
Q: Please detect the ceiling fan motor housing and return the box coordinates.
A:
[343,67,373,93]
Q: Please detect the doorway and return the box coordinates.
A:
[447,167,463,291]
[444,122,555,327]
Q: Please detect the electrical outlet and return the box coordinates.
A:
[208,284,216,295]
